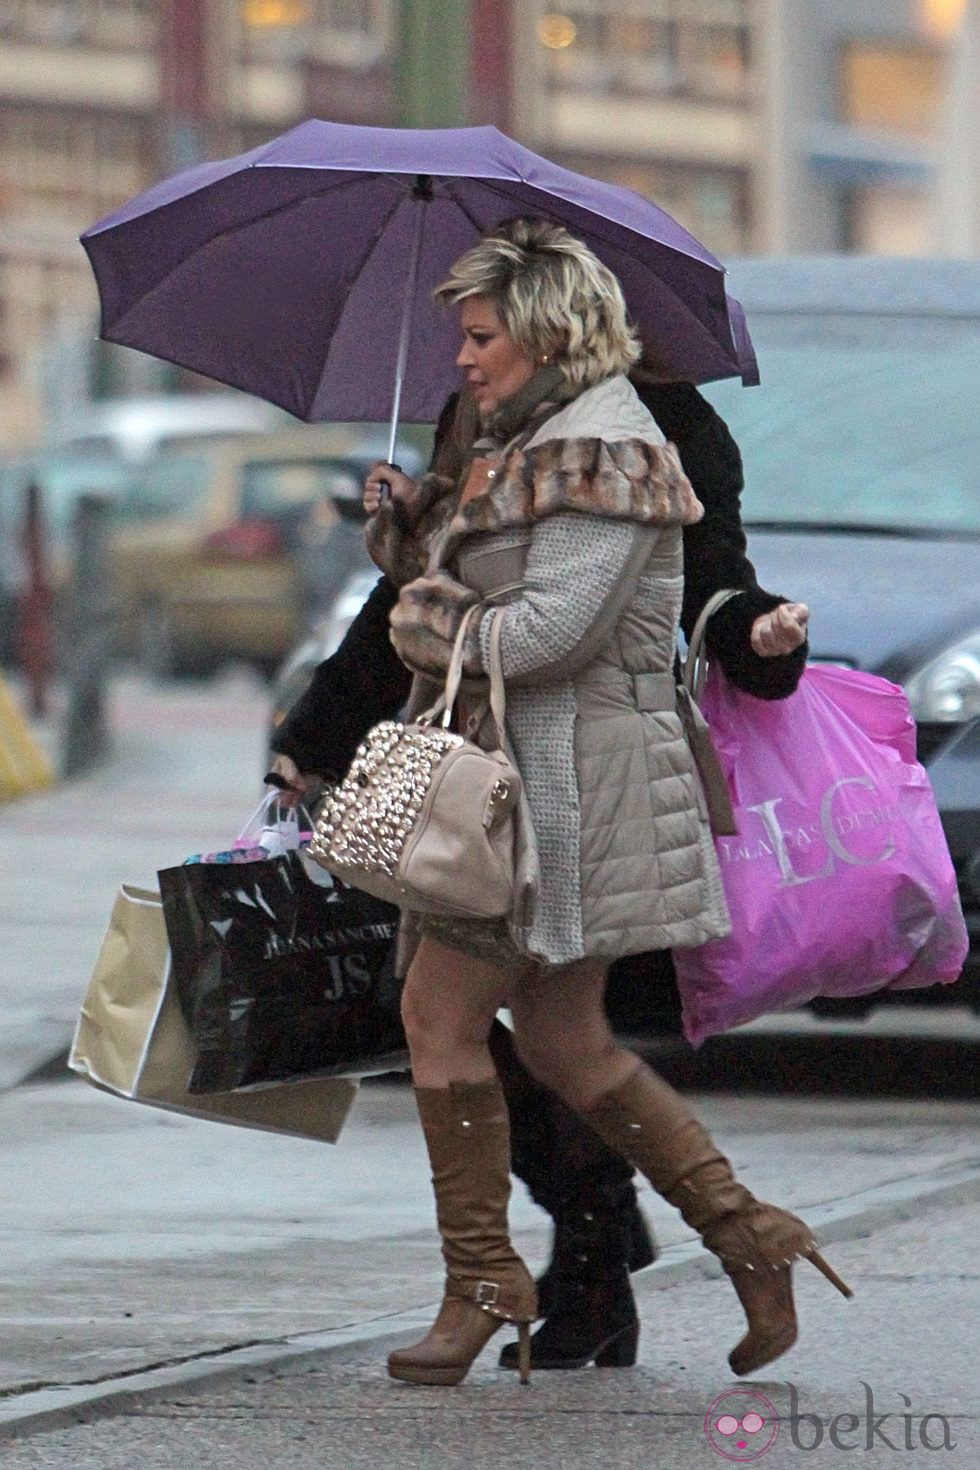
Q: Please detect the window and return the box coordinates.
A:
[844,186,933,256]
[114,454,212,525]
[840,41,944,140]
[0,1,156,50]
[239,0,392,67]
[541,0,752,103]
[703,310,980,535]
[240,458,362,518]
[564,153,751,256]
[0,104,150,217]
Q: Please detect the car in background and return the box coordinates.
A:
[0,447,143,665]
[1,411,429,679]
[1,390,288,667]
[269,257,980,1013]
[109,424,427,677]
[46,392,289,462]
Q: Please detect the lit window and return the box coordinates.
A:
[919,0,966,40]
[541,0,751,103]
[840,41,943,139]
[242,0,312,26]
[562,153,750,256]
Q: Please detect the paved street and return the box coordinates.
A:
[0,672,978,1465]
[1,1199,978,1468]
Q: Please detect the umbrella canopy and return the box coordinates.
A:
[82,120,758,428]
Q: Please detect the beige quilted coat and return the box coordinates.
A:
[369,374,731,966]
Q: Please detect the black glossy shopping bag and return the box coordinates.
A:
[158,850,405,1093]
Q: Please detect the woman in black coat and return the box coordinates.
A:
[270,380,809,1372]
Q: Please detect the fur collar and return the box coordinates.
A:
[433,431,703,566]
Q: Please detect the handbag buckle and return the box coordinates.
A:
[484,778,512,828]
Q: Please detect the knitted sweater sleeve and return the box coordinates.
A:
[478,513,651,684]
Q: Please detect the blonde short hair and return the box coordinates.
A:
[435,217,641,390]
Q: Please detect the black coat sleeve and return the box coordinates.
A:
[639,380,807,700]
[269,574,410,780]
[269,392,466,779]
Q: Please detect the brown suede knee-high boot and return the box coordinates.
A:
[581,1064,852,1377]
[387,1079,538,1387]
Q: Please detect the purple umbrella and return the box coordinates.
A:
[82,121,758,453]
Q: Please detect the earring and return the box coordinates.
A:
[540,353,549,365]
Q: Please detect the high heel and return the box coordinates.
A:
[516,1322,531,1384]
[499,1198,641,1372]
[805,1246,853,1299]
[707,1210,853,1377]
[386,1082,536,1388]
[581,1065,853,1377]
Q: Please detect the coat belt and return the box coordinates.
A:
[586,670,738,838]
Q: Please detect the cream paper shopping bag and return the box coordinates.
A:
[69,884,357,1143]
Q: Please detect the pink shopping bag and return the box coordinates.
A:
[672,663,968,1046]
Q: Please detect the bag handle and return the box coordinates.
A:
[422,604,508,745]
[235,791,313,850]
[236,790,282,843]
[487,610,507,741]
[683,588,746,701]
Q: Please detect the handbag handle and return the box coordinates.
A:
[424,603,507,744]
[486,611,507,742]
[683,588,746,701]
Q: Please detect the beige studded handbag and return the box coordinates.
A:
[308,608,523,918]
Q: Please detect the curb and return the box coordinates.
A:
[2,1158,978,1442]
[0,1310,437,1442]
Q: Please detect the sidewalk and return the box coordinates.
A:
[0,671,271,1089]
[0,672,978,1464]
[2,1200,979,1467]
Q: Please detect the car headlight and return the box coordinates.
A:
[904,632,980,723]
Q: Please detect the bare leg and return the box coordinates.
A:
[508,958,636,1109]
[399,935,514,1086]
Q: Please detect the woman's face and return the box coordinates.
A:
[456,295,537,414]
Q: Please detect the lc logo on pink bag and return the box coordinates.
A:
[721,774,898,888]
[672,664,969,1046]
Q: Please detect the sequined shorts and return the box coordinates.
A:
[416,913,529,969]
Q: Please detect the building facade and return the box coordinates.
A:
[0,0,402,447]
[755,0,954,255]
[0,0,969,447]
[516,0,957,260]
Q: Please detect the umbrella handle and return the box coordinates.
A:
[374,464,401,503]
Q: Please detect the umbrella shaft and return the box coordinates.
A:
[387,189,427,463]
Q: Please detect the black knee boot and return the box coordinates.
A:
[488,1020,655,1369]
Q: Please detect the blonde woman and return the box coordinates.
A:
[360,218,849,1387]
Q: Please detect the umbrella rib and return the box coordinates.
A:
[315,189,417,395]
[109,176,411,418]
[121,172,403,305]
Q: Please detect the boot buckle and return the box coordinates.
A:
[475,1280,499,1306]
